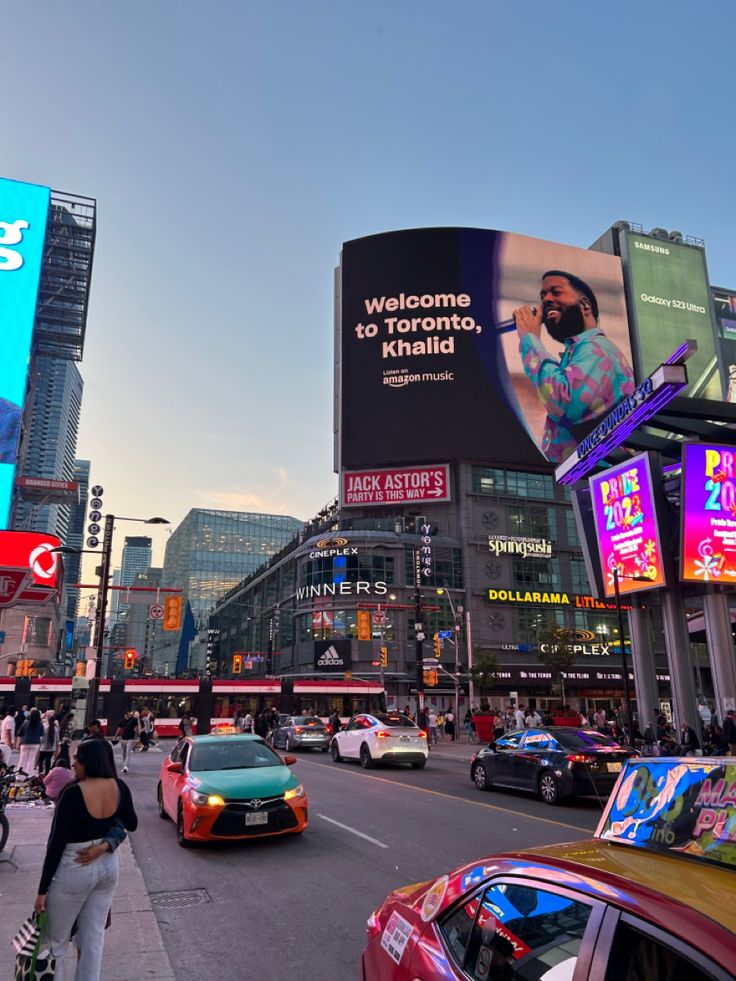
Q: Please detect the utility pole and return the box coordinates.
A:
[413,548,426,728]
[88,513,114,725]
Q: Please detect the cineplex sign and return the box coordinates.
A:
[487,588,631,611]
[341,464,450,507]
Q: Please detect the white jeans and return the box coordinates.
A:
[18,743,39,776]
[46,840,119,981]
[121,739,135,765]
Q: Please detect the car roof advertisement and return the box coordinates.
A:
[596,758,736,871]
[336,227,633,470]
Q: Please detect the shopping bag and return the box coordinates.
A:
[12,910,55,980]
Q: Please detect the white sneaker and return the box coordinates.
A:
[122,766,128,774]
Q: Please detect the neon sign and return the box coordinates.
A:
[589,452,667,597]
[681,443,736,583]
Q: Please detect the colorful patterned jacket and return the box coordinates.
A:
[520,328,635,462]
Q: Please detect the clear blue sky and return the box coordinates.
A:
[4,1,735,567]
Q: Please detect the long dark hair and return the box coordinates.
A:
[76,738,116,779]
[25,708,43,736]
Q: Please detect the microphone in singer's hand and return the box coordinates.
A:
[497,306,538,334]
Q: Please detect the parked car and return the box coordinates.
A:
[331,712,428,768]
[470,727,638,804]
[362,757,736,979]
[270,715,331,752]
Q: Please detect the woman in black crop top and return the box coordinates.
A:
[35,739,138,979]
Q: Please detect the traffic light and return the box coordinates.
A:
[163,594,183,631]
[232,654,243,675]
[380,647,388,669]
[433,633,441,658]
[124,649,137,671]
[357,609,371,641]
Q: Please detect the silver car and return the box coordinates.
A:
[271,715,331,752]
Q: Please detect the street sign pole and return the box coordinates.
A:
[88,513,114,726]
[414,548,425,728]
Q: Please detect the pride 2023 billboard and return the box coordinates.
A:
[681,442,736,584]
[0,177,51,529]
[336,228,634,470]
[589,452,667,598]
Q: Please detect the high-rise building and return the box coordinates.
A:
[117,537,153,621]
[156,509,303,674]
[12,359,83,540]
[60,459,91,627]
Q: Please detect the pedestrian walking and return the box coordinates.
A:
[464,709,477,744]
[243,710,254,733]
[56,709,76,766]
[428,709,439,745]
[444,709,455,740]
[1,705,17,762]
[35,739,138,979]
[116,711,139,774]
[179,711,194,738]
[514,704,526,729]
[140,708,155,750]
[17,707,44,776]
[723,709,736,756]
[328,709,342,735]
[39,709,60,775]
[254,710,269,738]
[437,712,445,739]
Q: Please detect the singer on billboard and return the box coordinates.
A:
[0,396,21,465]
[514,271,635,463]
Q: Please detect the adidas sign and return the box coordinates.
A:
[317,645,344,667]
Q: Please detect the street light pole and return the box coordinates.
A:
[437,586,462,741]
[413,548,426,728]
[613,567,635,745]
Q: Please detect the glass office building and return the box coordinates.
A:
[156,509,303,673]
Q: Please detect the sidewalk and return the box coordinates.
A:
[0,803,175,981]
[428,737,483,762]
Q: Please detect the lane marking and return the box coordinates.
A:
[317,813,389,848]
[299,758,593,835]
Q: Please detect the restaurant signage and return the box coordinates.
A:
[341,464,450,507]
[487,535,552,559]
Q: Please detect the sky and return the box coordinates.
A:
[3,0,735,569]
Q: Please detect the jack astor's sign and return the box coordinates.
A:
[488,535,552,559]
[487,588,631,611]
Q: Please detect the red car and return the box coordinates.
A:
[362,757,735,979]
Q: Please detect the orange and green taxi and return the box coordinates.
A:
[157,733,308,847]
[362,757,735,979]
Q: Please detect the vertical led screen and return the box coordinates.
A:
[711,287,736,404]
[622,231,721,400]
[337,228,633,469]
[680,442,736,584]
[589,452,667,598]
[0,177,51,528]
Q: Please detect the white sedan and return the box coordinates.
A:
[330,712,428,769]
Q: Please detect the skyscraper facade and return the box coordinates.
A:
[156,509,303,674]
[62,459,91,622]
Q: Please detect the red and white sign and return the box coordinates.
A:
[0,531,63,606]
[341,464,451,508]
[149,604,165,620]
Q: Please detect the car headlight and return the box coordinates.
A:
[284,784,305,801]
[189,790,224,806]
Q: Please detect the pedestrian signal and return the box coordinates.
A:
[163,594,183,631]
[433,633,441,658]
[380,647,388,668]
[423,669,438,686]
[357,609,371,641]
[232,654,243,675]
[124,649,136,671]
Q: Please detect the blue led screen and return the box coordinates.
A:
[0,177,50,528]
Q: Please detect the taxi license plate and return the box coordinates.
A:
[607,762,622,773]
[245,812,269,826]
[400,735,410,742]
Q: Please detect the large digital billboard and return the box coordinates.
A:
[622,232,721,400]
[681,442,736,584]
[589,452,667,597]
[336,228,634,470]
[0,177,50,528]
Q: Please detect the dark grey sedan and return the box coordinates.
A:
[270,715,331,752]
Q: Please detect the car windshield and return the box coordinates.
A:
[556,730,620,750]
[293,716,323,726]
[374,713,418,729]
[189,739,283,771]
